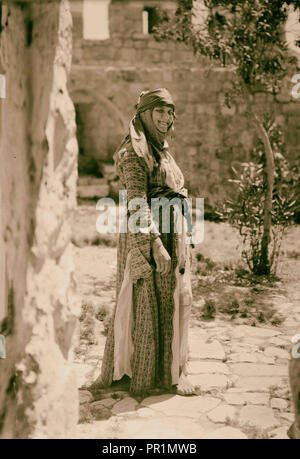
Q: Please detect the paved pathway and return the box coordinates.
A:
[71,247,300,439]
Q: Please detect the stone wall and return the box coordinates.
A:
[70,0,300,207]
[0,0,79,438]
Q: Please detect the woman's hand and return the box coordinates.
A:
[152,238,171,274]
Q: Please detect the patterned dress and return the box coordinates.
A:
[100,136,192,395]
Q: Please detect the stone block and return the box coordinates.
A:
[90,403,111,420]
[79,390,93,405]
[189,340,226,360]
[234,376,284,391]
[225,390,271,406]
[228,352,258,363]
[230,363,287,377]
[203,427,248,439]
[141,394,221,416]
[239,406,280,431]
[264,347,290,360]
[91,397,117,409]
[111,397,139,415]
[187,361,230,375]
[270,398,288,411]
[189,374,228,390]
[207,404,236,423]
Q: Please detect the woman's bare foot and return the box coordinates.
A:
[176,374,197,396]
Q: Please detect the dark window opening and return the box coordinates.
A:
[143,7,160,34]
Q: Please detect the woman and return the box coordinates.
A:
[92,88,195,396]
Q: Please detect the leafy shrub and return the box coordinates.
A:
[217,121,298,276]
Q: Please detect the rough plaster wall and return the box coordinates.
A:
[0,0,79,439]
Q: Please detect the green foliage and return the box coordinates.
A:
[155,0,299,95]
[217,118,298,275]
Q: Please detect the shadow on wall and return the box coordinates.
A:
[72,89,126,177]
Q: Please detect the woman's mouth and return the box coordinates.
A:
[157,122,168,130]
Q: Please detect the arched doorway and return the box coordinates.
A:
[71,89,126,177]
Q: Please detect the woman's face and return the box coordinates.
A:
[152,105,174,133]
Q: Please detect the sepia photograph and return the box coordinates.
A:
[0,0,300,441]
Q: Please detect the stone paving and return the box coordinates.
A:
[71,246,300,439]
[73,312,299,439]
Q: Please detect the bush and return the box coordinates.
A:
[217,120,298,276]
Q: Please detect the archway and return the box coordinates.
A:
[71,89,126,177]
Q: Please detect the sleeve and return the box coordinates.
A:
[118,148,161,281]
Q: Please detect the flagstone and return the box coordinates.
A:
[189,340,226,360]
[189,374,228,390]
[230,363,287,377]
[242,337,265,346]
[280,412,295,422]
[269,426,290,439]
[224,392,269,406]
[267,337,290,347]
[91,397,117,409]
[141,394,221,416]
[187,361,230,375]
[228,353,258,363]
[136,407,157,418]
[79,390,93,405]
[264,347,290,359]
[118,419,184,439]
[270,398,288,411]
[203,427,248,439]
[255,354,275,364]
[239,406,280,430]
[90,403,111,420]
[223,393,245,406]
[118,417,206,439]
[234,376,283,391]
[234,325,281,338]
[207,404,236,423]
[232,329,246,339]
[239,392,269,405]
[111,397,139,415]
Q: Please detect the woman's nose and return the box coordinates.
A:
[161,111,171,121]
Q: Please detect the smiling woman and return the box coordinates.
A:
[152,106,174,133]
[90,88,195,396]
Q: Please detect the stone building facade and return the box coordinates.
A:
[70,0,300,208]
